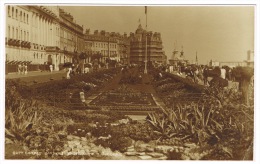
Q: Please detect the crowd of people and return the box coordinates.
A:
[64,62,100,79]
[17,63,28,75]
[156,63,253,89]
[15,59,253,91]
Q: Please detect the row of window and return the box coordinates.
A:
[60,40,76,46]
[31,13,59,34]
[7,6,29,24]
[33,53,44,59]
[33,53,67,63]
[60,28,78,41]
[85,42,117,48]
[85,42,117,49]
[94,50,117,56]
[56,27,60,36]
[7,26,29,41]
[33,53,69,63]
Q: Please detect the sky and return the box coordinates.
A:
[61,6,254,65]
[60,5,255,65]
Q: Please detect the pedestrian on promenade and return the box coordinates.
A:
[50,64,53,73]
[79,89,87,107]
[18,64,22,74]
[84,67,89,74]
[221,66,226,79]
[68,92,73,103]
[159,72,163,78]
[169,65,173,73]
[43,62,47,72]
[66,67,72,79]
[24,64,28,75]
[21,63,25,74]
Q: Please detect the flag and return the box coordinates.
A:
[145,6,147,14]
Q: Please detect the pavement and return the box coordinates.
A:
[5,70,67,85]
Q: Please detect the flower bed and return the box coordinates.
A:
[89,85,158,111]
[150,70,205,107]
[5,67,254,160]
[90,92,156,106]
[27,68,119,97]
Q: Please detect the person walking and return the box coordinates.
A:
[169,65,173,73]
[49,64,53,73]
[66,67,72,79]
[18,64,22,74]
[84,66,89,74]
[24,64,28,75]
[220,67,226,79]
[43,62,47,72]
[79,89,87,107]
[21,63,25,74]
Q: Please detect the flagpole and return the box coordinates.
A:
[144,6,148,74]
[196,51,198,65]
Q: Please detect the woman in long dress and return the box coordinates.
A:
[66,67,72,79]
[24,64,28,75]
[49,64,53,72]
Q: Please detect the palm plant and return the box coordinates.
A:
[5,99,43,143]
[5,84,43,144]
[146,113,177,141]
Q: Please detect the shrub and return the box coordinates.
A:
[105,136,133,152]
[147,85,254,160]
[110,122,158,142]
[5,83,69,152]
[6,79,32,99]
[154,78,176,87]
[232,66,254,81]
[92,126,135,151]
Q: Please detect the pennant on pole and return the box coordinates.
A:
[145,6,147,14]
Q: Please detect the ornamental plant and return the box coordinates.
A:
[5,84,44,144]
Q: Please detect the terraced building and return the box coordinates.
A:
[5,5,84,73]
[129,24,167,65]
[83,29,130,64]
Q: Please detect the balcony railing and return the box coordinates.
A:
[7,39,21,47]
[20,41,31,49]
[45,46,60,52]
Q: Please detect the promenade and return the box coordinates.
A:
[5,70,67,85]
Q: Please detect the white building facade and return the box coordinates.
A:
[6,5,60,71]
[5,5,83,73]
[30,6,60,70]
[6,6,31,63]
